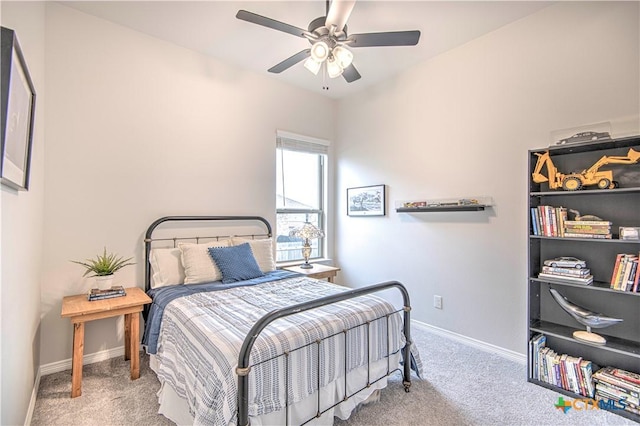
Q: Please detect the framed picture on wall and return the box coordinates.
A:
[347,184,386,216]
[1,26,36,191]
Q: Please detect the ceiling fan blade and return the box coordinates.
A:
[268,49,311,73]
[325,0,356,33]
[348,30,421,47]
[342,63,361,83]
[236,10,307,38]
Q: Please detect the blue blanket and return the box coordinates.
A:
[142,269,299,354]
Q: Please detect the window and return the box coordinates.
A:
[276,131,328,263]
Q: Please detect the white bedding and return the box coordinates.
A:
[151,352,399,425]
[150,276,420,425]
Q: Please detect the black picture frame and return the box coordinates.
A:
[1,26,36,191]
[347,184,386,216]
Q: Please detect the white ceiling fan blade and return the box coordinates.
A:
[325,0,356,33]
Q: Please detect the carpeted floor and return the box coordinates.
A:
[32,324,635,425]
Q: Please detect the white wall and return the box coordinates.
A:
[335,1,639,355]
[40,3,335,366]
[0,2,45,424]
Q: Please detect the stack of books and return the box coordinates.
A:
[593,367,640,415]
[610,253,640,292]
[539,266,593,285]
[87,286,126,301]
[530,205,567,237]
[530,334,595,397]
[563,220,612,239]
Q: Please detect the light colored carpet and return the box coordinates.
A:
[32,324,636,425]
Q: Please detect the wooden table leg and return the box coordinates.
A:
[129,312,140,380]
[328,276,334,283]
[71,322,84,398]
[124,313,131,361]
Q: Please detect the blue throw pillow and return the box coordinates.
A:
[208,243,264,284]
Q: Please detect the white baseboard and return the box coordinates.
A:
[28,346,127,424]
[39,345,125,376]
[412,320,526,365]
[24,366,41,426]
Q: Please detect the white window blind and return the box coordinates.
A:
[276,130,329,155]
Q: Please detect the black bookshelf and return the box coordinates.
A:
[527,135,640,423]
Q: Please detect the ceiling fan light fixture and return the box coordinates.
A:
[303,57,322,75]
[332,45,353,68]
[237,4,421,85]
[310,41,329,62]
[326,56,343,79]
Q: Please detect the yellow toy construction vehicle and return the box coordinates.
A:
[532,148,640,191]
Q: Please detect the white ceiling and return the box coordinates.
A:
[60,1,553,99]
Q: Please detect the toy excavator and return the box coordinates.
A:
[532,148,640,191]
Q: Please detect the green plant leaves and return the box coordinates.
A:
[71,247,135,277]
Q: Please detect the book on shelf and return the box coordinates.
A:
[610,254,640,292]
[597,379,640,401]
[594,367,640,414]
[581,360,595,398]
[538,272,594,284]
[87,285,126,301]
[558,353,568,389]
[611,254,625,288]
[564,222,611,229]
[609,367,640,386]
[531,206,567,237]
[564,220,613,226]
[557,207,567,238]
[622,257,638,291]
[563,226,612,234]
[530,208,539,236]
[530,334,595,397]
[529,207,617,239]
[541,266,590,276]
[563,232,612,239]
[529,333,546,379]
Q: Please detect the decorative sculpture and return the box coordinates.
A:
[549,288,623,345]
[532,148,640,191]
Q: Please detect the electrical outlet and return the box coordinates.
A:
[434,295,443,309]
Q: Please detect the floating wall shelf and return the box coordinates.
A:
[395,196,494,213]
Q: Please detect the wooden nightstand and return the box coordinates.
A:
[61,286,152,398]
[283,264,341,283]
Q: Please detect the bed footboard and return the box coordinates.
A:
[236,280,412,426]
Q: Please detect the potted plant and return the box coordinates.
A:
[72,247,135,290]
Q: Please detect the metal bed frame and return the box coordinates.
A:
[144,216,413,426]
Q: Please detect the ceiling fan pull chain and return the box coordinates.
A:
[322,65,329,91]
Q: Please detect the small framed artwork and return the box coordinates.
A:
[347,184,386,216]
[1,27,36,191]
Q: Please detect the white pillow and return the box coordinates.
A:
[149,247,185,289]
[179,240,230,284]
[232,237,276,273]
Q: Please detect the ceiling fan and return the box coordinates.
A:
[236,0,421,83]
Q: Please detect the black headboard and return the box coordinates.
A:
[143,216,272,292]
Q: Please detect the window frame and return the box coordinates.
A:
[275,132,328,265]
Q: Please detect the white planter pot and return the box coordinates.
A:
[95,275,114,290]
